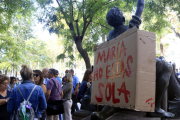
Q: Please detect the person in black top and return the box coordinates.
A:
[175,69,180,77]
[0,75,11,120]
[77,68,93,102]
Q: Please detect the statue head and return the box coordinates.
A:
[106,7,125,27]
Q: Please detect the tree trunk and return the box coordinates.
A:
[75,39,91,69]
[160,37,164,56]
[15,71,17,77]
[13,67,15,76]
[102,34,106,42]
[5,67,9,76]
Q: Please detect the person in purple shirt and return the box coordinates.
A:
[46,68,63,120]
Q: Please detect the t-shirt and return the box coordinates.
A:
[72,75,79,93]
[46,78,62,100]
[62,82,73,99]
[0,90,11,120]
[56,77,62,85]
[43,78,49,85]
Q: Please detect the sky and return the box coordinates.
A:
[32,0,58,41]
[33,22,54,41]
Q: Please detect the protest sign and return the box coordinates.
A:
[91,27,156,112]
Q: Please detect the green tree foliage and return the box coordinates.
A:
[0,12,53,74]
[0,16,33,74]
[0,0,35,74]
[25,38,54,70]
[37,0,123,69]
[0,0,34,33]
[141,0,180,56]
[37,0,180,68]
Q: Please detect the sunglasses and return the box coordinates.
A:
[33,74,39,77]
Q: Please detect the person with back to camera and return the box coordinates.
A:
[77,68,93,102]
[0,75,11,120]
[7,65,47,119]
[62,73,73,120]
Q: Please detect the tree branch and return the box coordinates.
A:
[75,0,80,10]
[172,27,180,38]
[75,0,82,21]
[56,0,69,25]
[75,20,80,37]
[86,1,113,19]
[70,0,73,23]
[82,17,93,39]
[85,0,98,17]
[68,0,76,40]
[92,21,111,30]
[56,0,61,6]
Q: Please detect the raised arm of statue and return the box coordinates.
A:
[135,0,145,18]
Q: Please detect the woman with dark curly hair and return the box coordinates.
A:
[8,77,18,91]
[0,75,11,120]
[33,70,47,94]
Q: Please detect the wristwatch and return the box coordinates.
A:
[5,99,7,103]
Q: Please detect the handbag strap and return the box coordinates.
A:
[27,85,37,101]
[17,86,25,101]
[51,79,61,99]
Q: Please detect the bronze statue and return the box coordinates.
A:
[81,0,180,119]
[91,0,178,119]
[168,62,180,117]
[106,0,144,41]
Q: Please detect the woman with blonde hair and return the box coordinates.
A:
[7,65,47,119]
[62,73,73,120]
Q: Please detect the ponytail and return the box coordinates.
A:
[20,64,34,83]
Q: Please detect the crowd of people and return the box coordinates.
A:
[0,65,93,120]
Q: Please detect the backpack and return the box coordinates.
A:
[13,85,38,120]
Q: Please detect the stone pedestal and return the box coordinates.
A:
[73,109,92,120]
[81,110,180,120]
[82,110,160,120]
[106,111,160,120]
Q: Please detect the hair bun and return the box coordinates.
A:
[21,64,28,69]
